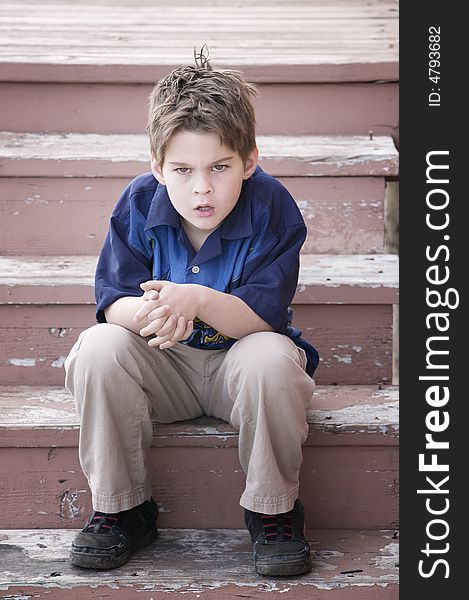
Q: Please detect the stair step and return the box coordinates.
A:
[0,254,398,385]
[0,82,399,140]
[0,132,398,256]
[1,175,389,255]
[0,0,398,84]
[0,384,398,530]
[0,254,399,304]
[0,132,399,177]
[0,527,399,598]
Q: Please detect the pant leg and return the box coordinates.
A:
[64,323,208,513]
[206,331,315,515]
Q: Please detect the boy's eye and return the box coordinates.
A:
[175,167,190,174]
[212,164,227,172]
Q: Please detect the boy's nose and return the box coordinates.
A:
[193,175,213,195]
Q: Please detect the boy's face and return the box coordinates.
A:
[151,129,258,240]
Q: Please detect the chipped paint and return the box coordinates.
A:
[334,354,352,364]
[309,401,399,431]
[58,489,85,519]
[374,542,399,569]
[49,328,67,338]
[51,357,66,368]
[8,358,36,367]
[0,528,399,593]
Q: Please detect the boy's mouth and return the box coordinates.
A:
[194,204,215,217]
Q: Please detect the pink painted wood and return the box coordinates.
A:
[0,177,386,255]
[0,528,399,598]
[0,1,399,84]
[0,132,399,178]
[0,385,398,529]
[0,82,399,139]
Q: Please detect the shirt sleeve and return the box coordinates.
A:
[95,212,153,323]
[230,222,306,332]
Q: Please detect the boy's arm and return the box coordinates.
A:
[137,281,273,341]
[136,220,306,344]
[104,296,154,335]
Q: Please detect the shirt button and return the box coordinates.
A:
[191,266,200,274]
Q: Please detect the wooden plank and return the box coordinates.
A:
[0,445,398,529]
[0,384,399,445]
[0,254,399,305]
[0,387,398,530]
[0,303,393,386]
[0,528,398,598]
[0,82,399,139]
[0,1,398,83]
[0,132,399,177]
[0,177,387,255]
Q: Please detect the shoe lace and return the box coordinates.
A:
[261,513,294,542]
[84,513,119,533]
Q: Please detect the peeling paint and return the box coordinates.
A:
[8,358,36,367]
[0,528,399,592]
[51,356,66,368]
[374,542,399,569]
[49,328,67,338]
[58,489,84,519]
[333,354,352,364]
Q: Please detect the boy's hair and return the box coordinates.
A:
[147,46,258,166]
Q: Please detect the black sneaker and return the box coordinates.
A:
[70,498,159,569]
[244,499,312,576]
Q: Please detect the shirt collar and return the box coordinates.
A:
[144,182,180,231]
[144,175,254,240]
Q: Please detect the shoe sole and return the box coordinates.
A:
[70,528,158,570]
[255,555,312,577]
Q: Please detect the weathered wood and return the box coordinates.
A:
[0,385,398,529]
[0,177,387,255]
[0,132,399,177]
[0,528,398,598]
[0,303,394,385]
[294,304,393,385]
[0,443,398,529]
[0,82,399,139]
[0,384,399,446]
[0,254,399,305]
[0,0,398,83]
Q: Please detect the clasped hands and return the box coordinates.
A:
[133,280,197,350]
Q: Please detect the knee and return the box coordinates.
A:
[232,332,302,378]
[65,323,136,376]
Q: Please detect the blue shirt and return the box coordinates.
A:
[95,166,319,376]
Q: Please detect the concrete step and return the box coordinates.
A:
[0,527,399,599]
[0,254,399,385]
[0,384,398,530]
[0,132,398,255]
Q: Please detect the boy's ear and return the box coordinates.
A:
[243,146,259,180]
[150,153,166,185]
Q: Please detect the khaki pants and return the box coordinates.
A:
[64,323,315,515]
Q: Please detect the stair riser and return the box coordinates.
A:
[0,304,394,385]
[0,445,398,530]
[0,82,398,139]
[2,584,398,599]
[0,177,386,255]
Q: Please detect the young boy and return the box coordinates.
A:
[64,51,319,578]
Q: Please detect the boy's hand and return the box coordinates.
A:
[139,281,198,323]
[133,281,197,349]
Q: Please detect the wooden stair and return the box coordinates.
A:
[0,1,399,598]
[0,528,398,599]
[0,384,398,530]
